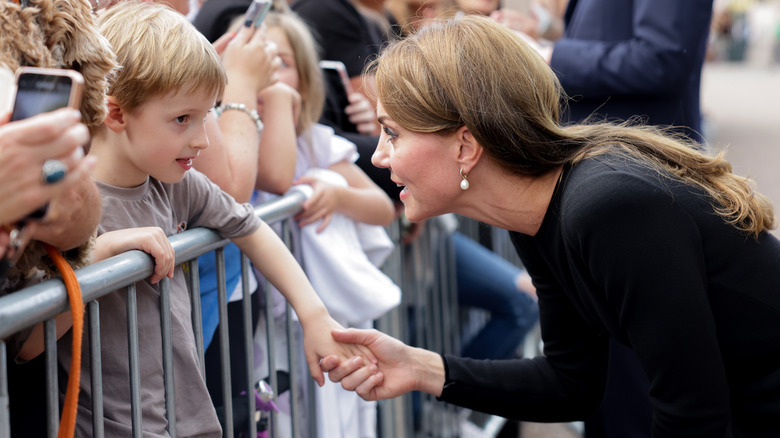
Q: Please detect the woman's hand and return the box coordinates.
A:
[31,168,101,251]
[298,311,378,387]
[94,227,175,284]
[320,328,445,401]
[0,109,94,225]
[344,92,379,136]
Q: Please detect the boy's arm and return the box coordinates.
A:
[93,227,175,284]
[18,227,175,361]
[231,221,376,385]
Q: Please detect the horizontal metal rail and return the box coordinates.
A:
[0,188,308,341]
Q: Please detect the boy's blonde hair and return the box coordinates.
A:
[264,12,324,135]
[98,0,226,111]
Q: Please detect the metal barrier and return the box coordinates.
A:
[0,188,533,438]
[0,189,308,438]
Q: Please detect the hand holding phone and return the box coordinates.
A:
[10,67,84,220]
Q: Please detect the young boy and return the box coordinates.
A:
[66,2,372,436]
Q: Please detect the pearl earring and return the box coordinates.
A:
[460,168,470,191]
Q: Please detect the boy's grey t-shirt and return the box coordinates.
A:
[60,169,262,438]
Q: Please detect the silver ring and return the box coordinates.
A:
[41,159,68,184]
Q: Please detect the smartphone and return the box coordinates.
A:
[11,67,84,122]
[11,67,84,220]
[320,60,358,132]
[320,60,353,97]
[243,0,272,28]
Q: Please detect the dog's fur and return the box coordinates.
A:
[1,0,117,287]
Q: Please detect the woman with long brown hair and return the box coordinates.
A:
[322,15,780,437]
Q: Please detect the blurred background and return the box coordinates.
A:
[703,0,780,239]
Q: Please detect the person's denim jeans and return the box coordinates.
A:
[453,232,539,360]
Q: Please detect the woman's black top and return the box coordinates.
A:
[440,151,780,437]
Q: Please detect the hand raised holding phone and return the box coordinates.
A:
[321,60,379,136]
[1,67,94,225]
[0,108,93,225]
[219,2,280,97]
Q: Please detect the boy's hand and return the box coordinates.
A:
[94,227,175,284]
[299,310,378,387]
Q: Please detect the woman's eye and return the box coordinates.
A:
[382,126,398,141]
[175,115,190,124]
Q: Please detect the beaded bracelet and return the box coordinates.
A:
[215,102,264,134]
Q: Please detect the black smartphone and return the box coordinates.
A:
[243,0,272,28]
[320,60,358,133]
[11,67,84,220]
[11,67,84,122]
[320,60,353,98]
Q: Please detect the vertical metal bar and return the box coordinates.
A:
[431,233,443,357]
[443,232,459,356]
[159,278,177,438]
[285,304,300,438]
[240,254,257,438]
[307,369,317,438]
[188,259,206,378]
[395,225,415,438]
[44,319,58,438]
[281,220,300,438]
[215,248,234,438]
[377,220,403,438]
[263,277,279,438]
[445,233,461,436]
[1,342,10,438]
[437,233,454,437]
[88,300,105,438]
[426,233,442,437]
[126,284,143,438]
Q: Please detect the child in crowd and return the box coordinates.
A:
[66,3,372,436]
[254,11,399,438]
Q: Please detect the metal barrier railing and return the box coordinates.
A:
[0,189,308,438]
[0,188,526,438]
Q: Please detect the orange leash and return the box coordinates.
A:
[44,244,83,438]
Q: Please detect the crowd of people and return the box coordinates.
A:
[1,0,779,437]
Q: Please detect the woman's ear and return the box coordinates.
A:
[456,125,483,174]
[103,96,126,133]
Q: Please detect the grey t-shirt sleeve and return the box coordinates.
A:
[177,170,262,240]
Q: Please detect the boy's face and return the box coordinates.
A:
[118,87,215,186]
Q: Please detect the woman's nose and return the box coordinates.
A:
[371,139,389,168]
